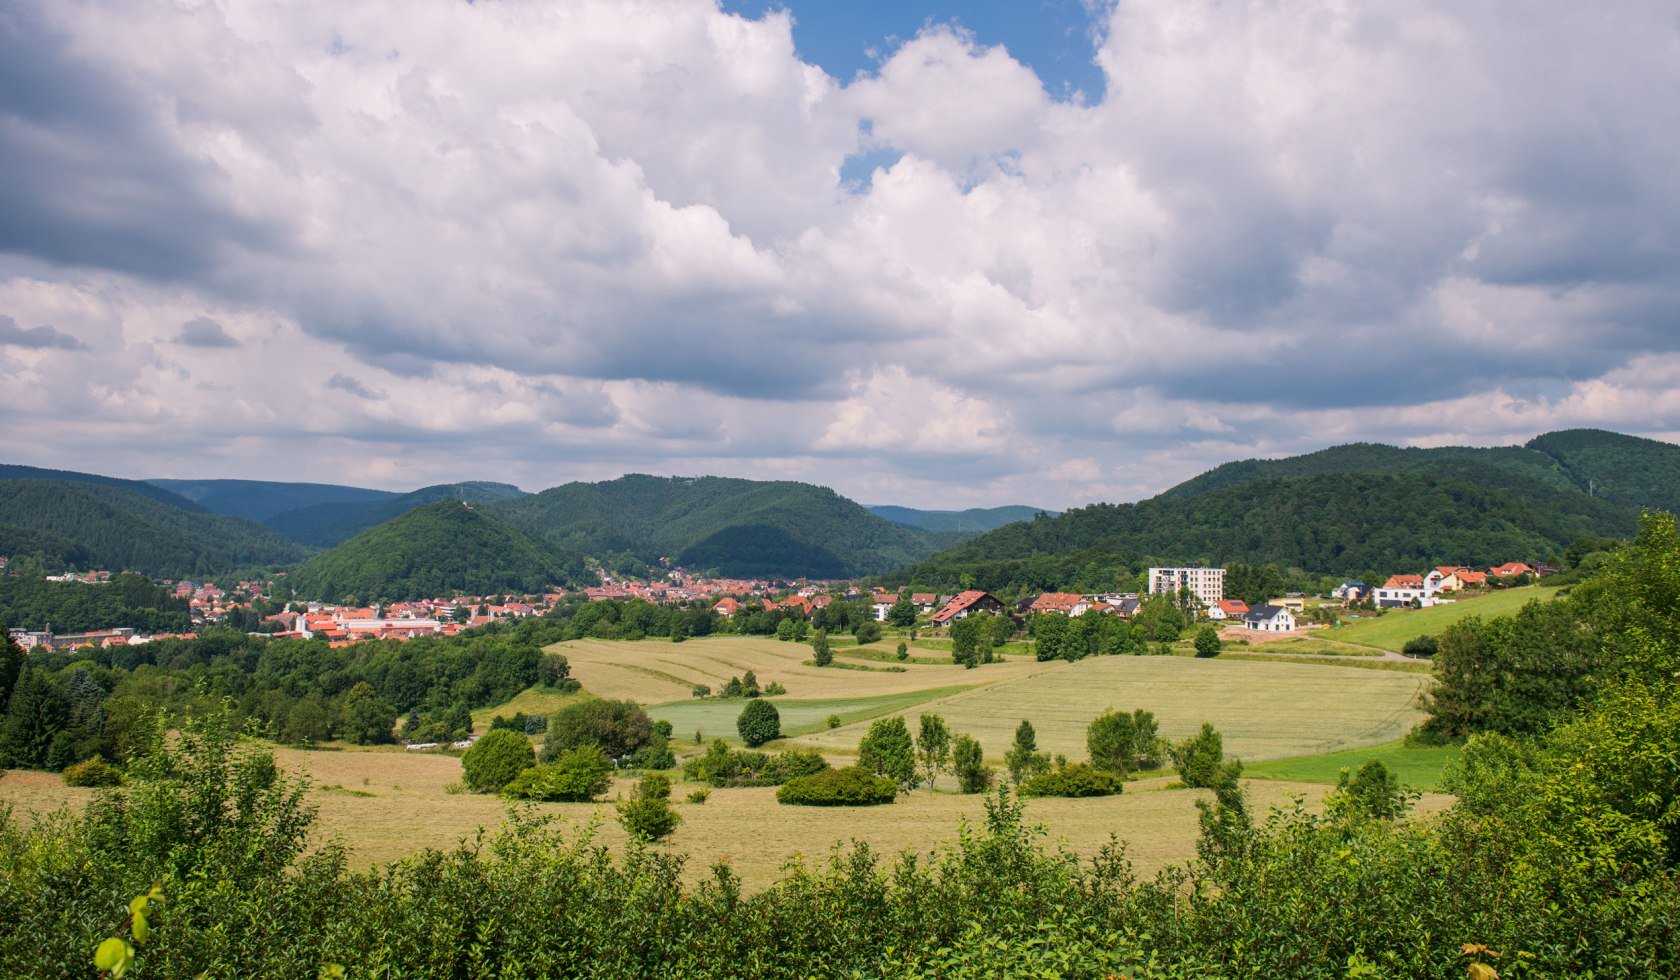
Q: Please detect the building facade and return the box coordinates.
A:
[1146,566,1226,605]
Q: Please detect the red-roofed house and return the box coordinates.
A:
[714,598,742,617]
[1029,592,1092,616]
[931,590,1005,626]
[1490,562,1534,578]
[1208,599,1250,621]
[1375,574,1433,608]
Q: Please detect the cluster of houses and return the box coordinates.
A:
[264,595,552,646]
[1338,562,1541,609]
[5,626,196,653]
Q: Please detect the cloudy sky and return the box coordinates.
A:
[2,0,1678,509]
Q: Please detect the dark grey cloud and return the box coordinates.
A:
[0,314,85,351]
[174,316,240,348]
[325,373,382,400]
[0,8,286,280]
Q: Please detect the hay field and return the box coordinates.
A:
[791,655,1430,763]
[0,753,1451,890]
[553,636,1049,703]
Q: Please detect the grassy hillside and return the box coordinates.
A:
[267,481,527,547]
[1329,585,1564,651]
[0,478,305,577]
[497,474,937,578]
[149,478,399,522]
[286,500,590,602]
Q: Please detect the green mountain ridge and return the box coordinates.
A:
[148,478,401,522]
[900,428,1672,593]
[495,474,938,579]
[0,478,305,578]
[286,500,591,602]
[265,481,527,548]
[865,504,1049,533]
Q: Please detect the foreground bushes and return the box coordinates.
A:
[1,708,1678,977]
[776,765,898,806]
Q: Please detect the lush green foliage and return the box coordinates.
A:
[61,756,123,787]
[1193,626,1221,657]
[0,477,304,577]
[1018,762,1125,798]
[288,500,591,602]
[460,729,536,793]
[0,572,190,633]
[264,481,527,547]
[1330,759,1409,820]
[1004,719,1050,786]
[495,473,942,578]
[915,713,952,790]
[680,741,829,787]
[776,765,899,806]
[1171,722,1242,792]
[543,698,653,761]
[617,773,681,841]
[1421,599,1603,738]
[951,734,991,793]
[857,716,917,789]
[736,699,781,747]
[503,745,611,801]
[1087,708,1164,775]
[899,432,1673,590]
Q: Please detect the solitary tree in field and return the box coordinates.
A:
[737,699,781,747]
[915,714,952,791]
[951,734,991,793]
[811,629,832,667]
[887,594,917,628]
[858,716,918,789]
[1005,719,1049,787]
[1194,626,1222,657]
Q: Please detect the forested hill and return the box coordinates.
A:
[264,481,527,548]
[866,504,1048,533]
[286,500,592,602]
[147,478,400,523]
[494,474,938,579]
[898,429,1673,593]
[0,478,306,578]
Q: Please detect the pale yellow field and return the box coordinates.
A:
[0,750,1451,891]
[554,636,1050,703]
[791,655,1430,763]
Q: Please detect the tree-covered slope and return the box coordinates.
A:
[1159,442,1582,500]
[286,500,591,602]
[495,474,937,578]
[866,504,1049,533]
[0,479,306,578]
[148,478,400,522]
[266,482,527,548]
[901,465,1645,593]
[1526,428,1680,514]
[0,463,206,509]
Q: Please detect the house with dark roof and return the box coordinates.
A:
[1242,604,1296,632]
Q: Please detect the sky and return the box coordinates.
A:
[1,0,1678,510]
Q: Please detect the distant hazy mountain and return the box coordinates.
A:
[264,482,528,548]
[287,500,589,602]
[867,504,1049,534]
[898,429,1672,592]
[148,478,399,523]
[496,474,939,579]
[0,469,304,577]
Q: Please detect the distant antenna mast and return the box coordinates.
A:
[1589,479,1596,497]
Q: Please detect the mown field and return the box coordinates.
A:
[0,750,1452,890]
[1328,585,1562,651]
[790,654,1429,763]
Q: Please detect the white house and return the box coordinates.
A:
[1374,574,1440,608]
[1242,604,1296,632]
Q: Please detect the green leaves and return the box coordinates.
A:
[94,885,163,977]
[93,938,133,977]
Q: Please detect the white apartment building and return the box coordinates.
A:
[1147,566,1226,606]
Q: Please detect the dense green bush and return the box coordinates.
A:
[1018,762,1124,798]
[1402,634,1438,657]
[951,734,991,793]
[502,745,611,801]
[1193,626,1222,657]
[543,698,652,761]
[777,765,898,806]
[736,699,781,747]
[617,773,681,841]
[61,756,123,787]
[1086,708,1163,775]
[461,729,536,793]
[1171,722,1242,791]
[858,716,917,789]
[681,742,827,787]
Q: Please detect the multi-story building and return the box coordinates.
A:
[1146,566,1226,605]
